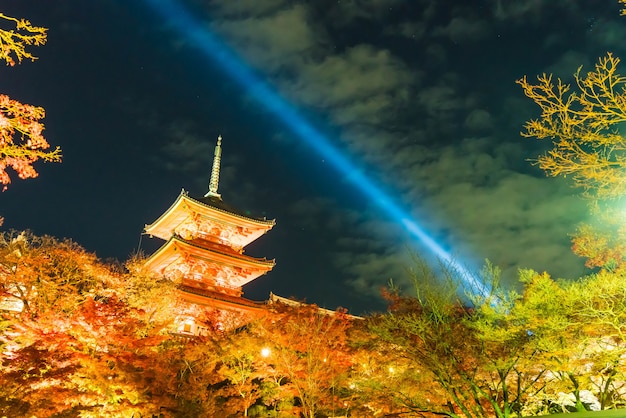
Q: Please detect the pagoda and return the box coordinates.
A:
[144,136,276,333]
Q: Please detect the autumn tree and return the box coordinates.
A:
[571,271,626,410]
[348,320,442,416]
[517,53,626,200]
[123,252,180,327]
[506,267,626,414]
[0,296,179,417]
[0,231,104,316]
[251,302,355,418]
[367,259,557,418]
[171,331,237,416]
[0,12,60,192]
[159,305,278,417]
[0,231,179,416]
[518,52,626,273]
[516,13,626,411]
[504,269,589,415]
[368,256,626,416]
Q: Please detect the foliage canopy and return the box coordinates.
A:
[518,53,626,199]
[0,11,60,192]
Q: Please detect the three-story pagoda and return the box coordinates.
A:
[144,136,275,332]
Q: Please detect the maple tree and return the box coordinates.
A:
[0,12,60,192]
[0,232,179,417]
[4,231,626,415]
[367,260,587,418]
[517,50,626,271]
[170,330,237,416]
[516,268,626,414]
[365,260,626,416]
[516,16,626,405]
[368,269,490,417]
[0,232,363,416]
[567,204,626,272]
[251,302,355,418]
[1,296,178,417]
[508,270,587,415]
[518,53,626,200]
[572,271,626,410]
[160,306,277,417]
[348,322,442,416]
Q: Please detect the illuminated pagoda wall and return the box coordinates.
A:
[144,136,276,334]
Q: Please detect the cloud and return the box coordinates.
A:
[211,4,325,72]
[434,17,491,44]
[284,45,415,127]
[336,248,410,297]
[588,19,626,50]
[163,0,612,306]
[464,109,494,133]
[390,137,588,283]
[159,121,214,174]
[545,50,592,79]
[208,0,290,18]
[287,196,355,233]
[489,0,546,21]
[432,173,587,283]
[417,84,463,116]
[385,21,428,41]
[327,0,407,26]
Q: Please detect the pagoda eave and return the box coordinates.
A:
[177,285,267,315]
[145,190,275,246]
[144,236,275,288]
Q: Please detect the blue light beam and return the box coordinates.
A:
[141,0,489,296]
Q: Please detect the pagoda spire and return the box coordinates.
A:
[205,135,222,199]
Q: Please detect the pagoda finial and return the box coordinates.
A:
[205,135,222,199]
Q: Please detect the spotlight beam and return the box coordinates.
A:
[141,0,488,296]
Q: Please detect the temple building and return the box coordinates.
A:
[143,136,276,334]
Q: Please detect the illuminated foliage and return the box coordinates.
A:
[518,53,626,199]
[1,297,177,417]
[4,231,626,415]
[123,253,180,326]
[567,204,626,272]
[518,51,626,272]
[0,233,357,416]
[0,13,46,66]
[174,326,268,416]
[517,269,626,414]
[367,262,522,418]
[252,302,355,418]
[348,322,442,416]
[171,330,237,416]
[0,231,104,315]
[366,259,626,417]
[0,232,178,417]
[0,12,60,191]
[575,272,626,410]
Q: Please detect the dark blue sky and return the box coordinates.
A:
[2,1,624,314]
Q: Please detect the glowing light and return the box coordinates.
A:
[260,347,271,358]
[141,0,488,295]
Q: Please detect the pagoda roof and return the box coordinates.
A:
[178,284,267,312]
[191,193,275,224]
[145,189,275,243]
[144,235,275,288]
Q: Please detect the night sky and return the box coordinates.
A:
[1,1,622,314]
